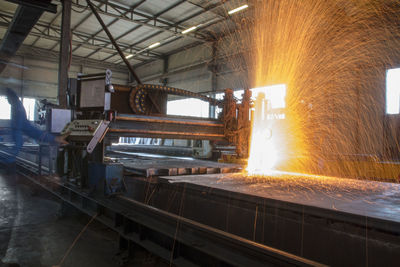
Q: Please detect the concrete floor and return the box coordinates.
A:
[0,171,168,267]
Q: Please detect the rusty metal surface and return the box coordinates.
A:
[222,89,252,158]
[108,114,225,140]
[161,172,400,223]
[113,152,241,177]
[128,84,221,115]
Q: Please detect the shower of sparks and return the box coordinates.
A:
[229,0,400,179]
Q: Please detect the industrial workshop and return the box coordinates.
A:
[0,0,400,266]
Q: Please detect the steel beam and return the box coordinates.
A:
[72,11,128,54]
[103,0,188,63]
[0,1,52,74]
[9,165,323,267]
[14,46,128,80]
[130,0,147,9]
[48,1,104,51]
[105,30,164,63]
[109,114,225,141]
[58,0,71,108]
[77,0,151,59]
[86,0,142,85]
[1,0,233,68]
[127,173,400,266]
[0,147,324,267]
[79,0,207,40]
[0,11,160,61]
[30,7,63,47]
[209,42,218,118]
[5,0,57,13]
[103,0,226,62]
[83,24,143,59]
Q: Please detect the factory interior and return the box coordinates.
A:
[0,0,400,266]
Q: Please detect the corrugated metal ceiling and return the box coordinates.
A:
[0,0,250,67]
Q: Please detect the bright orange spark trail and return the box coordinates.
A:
[243,0,400,179]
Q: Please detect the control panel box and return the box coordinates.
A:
[48,108,72,133]
[61,119,104,137]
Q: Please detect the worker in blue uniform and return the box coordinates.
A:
[0,88,69,165]
[0,89,70,267]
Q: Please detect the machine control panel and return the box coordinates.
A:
[61,120,104,137]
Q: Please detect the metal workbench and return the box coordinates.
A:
[2,145,399,266]
[123,170,400,266]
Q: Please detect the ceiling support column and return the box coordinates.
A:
[209,42,218,119]
[58,0,71,108]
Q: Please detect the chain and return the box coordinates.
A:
[129,84,221,114]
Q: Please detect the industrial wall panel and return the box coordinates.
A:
[216,70,248,91]
[24,67,58,84]
[24,58,57,69]
[168,79,212,95]
[0,55,129,100]
[168,44,212,70]
[135,59,164,78]
[20,80,59,99]
[168,67,212,93]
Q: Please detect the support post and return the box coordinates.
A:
[209,42,218,118]
[161,56,169,86]
[58,0,71,108]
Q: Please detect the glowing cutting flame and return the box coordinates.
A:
[247,85,287,175]
[246,129,278,174]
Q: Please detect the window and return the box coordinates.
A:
[23,98,36,121]
[167,98,209,118]
[117,137,161,145]
[386,68,400,114]
[0,96,11,120]
[251,84,287,120]
[251,84,286,109]
[0,96,36,121]
[212,90,245,118]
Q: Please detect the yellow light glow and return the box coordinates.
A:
[251,84,286,109]
[148,42,161,49]
[241,0,400,180]
[125,54,133,59]
[182,26,197,34]
[247,129,278,174]
[228,4,248,15]
[247,84,287,175]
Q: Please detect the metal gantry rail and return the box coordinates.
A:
[0,149,325,267]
